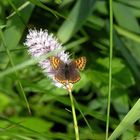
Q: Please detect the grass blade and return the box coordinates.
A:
[115,25,140,43]
[108,99,140,140]
[28,0,65,19]
[113,1,140,33]
[57,0,96,43]
[0,29,31,115]
[106,0,113,139]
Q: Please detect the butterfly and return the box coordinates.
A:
[50,56,86,85]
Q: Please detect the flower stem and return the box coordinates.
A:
[68,90,79,140]
[106,0,113,139]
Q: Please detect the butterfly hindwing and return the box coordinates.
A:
[68,63,81,84]
[55,66,67,84]
[68,69,81,84]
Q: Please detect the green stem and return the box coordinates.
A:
[68,90,79,140]
[106,0,113,139]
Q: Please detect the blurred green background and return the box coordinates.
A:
[0,0,140,139]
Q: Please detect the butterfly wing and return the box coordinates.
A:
[50,56,86,84]
[68,70,81,84]
[74,56,86,70]
[67,56,86,84]
[50,56,64,70]
[55,65,67,84]
[68,63,81,84]
[50,56,67,84]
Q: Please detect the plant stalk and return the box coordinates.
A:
[106,0,113,139]
[68,90,79,140]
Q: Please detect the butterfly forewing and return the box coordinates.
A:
[50,57,66,83]
[74,57,86,70]
[50,56,64,70]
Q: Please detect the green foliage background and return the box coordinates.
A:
[0,0,140,139]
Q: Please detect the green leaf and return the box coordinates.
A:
[1,3,34,51]
[57,0,96,43]
[0,92,11,112]
[117,0,140,9]
[87,57,134,97]
[112,94,129,119]
[106,23,140,86]
[11,117,53,132]
[115,25,140,44]
[113,2,140,33]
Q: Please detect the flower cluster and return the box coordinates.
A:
[24,29,69,88]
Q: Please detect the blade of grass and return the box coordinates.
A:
[28,0,66,19]
[7,1,30,19]
[106,0,113,139]
[10,134,34,140]
[0,116,45,136]
[1,2,33,52]
[74,97,93,133]
[57,0,96,43]
[116,0,140,9]
[113,1,140,69]
[113,1,140,34]
[7,0,28,28]
[0,25,7,29]
[0,47,27,54]
[108,99,140,140]
[115,25,140,43]
[0,29,31,115]
[113,30,140,88]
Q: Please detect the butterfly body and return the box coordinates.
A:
[50,56,86,84]
[64,64,70,80]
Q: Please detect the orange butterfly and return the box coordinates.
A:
[50,56,86,84]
